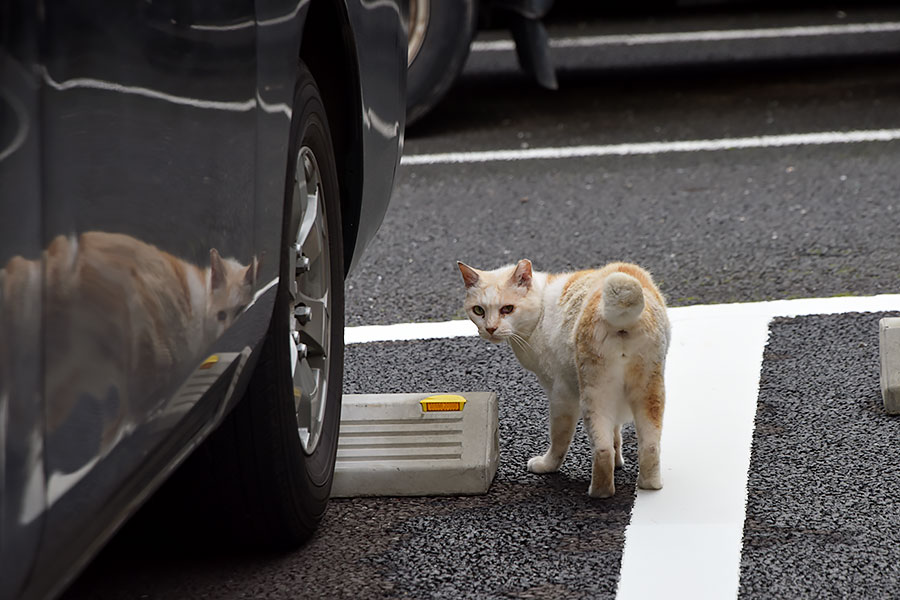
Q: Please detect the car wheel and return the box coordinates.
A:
[208,61,345,548]
[406,0,478,127]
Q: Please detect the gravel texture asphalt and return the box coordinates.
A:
[67,313,900,599]
[350,139,900,326]
[739,311,900,598]
[66,336,637,600]
[348,56,900,326]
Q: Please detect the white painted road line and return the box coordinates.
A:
[346,294,900,598]
[472,21,900,52]
[616,309,771,600]
[400,129,900,166]
[619,294,896,598]
[345,294,900,345]
[346,319,477,344]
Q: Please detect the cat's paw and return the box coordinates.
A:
[587,482,615,499]
[615,453,625,469]
[637,474,662,490]
[526,455,559,474]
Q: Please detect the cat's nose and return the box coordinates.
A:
[486,326,497,335]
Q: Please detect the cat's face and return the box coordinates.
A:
[457,259,542,344]
[207,249,258,338]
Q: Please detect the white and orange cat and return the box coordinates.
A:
[458,259,670,498]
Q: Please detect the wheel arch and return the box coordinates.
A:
[300,0,363,276]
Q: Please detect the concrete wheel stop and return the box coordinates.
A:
[880,318,900,415]
[331,392,499,498]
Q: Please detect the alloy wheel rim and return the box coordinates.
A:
[287,145,331,455]
[407,0,430,66]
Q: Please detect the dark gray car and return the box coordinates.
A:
[0,0,406,598]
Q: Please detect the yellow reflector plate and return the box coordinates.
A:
[420,394,467,412]
[199,355,219,370]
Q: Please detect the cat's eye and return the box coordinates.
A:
[472,306,485,316]
[500,305,515,315]
[217,310,228,322]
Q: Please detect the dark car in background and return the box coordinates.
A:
[0,0,406,598]
[406,0,555,125]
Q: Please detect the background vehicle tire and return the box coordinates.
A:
[198,61,345,549]
[406,0,478,127]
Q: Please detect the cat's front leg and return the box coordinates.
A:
[527,389,578,474]
[614,424,625,468]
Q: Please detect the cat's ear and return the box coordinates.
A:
[457,261,480,288]
[210,248,226,291]
[245,253,261,286]
[512,259,533,289]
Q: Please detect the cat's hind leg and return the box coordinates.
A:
[583,407,617,498]
[628,362,665,490]
[577,353,620,497]
[527,383,578,474]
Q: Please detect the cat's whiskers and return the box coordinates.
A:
[508,331,535,355]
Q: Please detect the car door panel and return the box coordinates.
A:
[0,13,46,595]
[28,0,260,590]
[254,0,309,287]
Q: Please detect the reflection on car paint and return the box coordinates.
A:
[0,232,258,502]
[190,0,310,31]
[39,66,293,118]
[365,106,401,139]
[0,89,29,162]
[0,255,43,527]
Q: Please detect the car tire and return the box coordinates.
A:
[204,60,345,548]
[406,0,478,127]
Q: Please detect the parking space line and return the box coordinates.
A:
[401,129,900,165]
[346,319,476,344]
[347,295,900,595]
[617,309,770,600]
[472,21,900,52]
[618,293,897,598]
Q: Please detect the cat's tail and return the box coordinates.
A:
[601,272,645,329]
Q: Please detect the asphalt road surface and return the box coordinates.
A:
[64,4,900,599]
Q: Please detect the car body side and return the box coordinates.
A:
[0,0,405,598]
